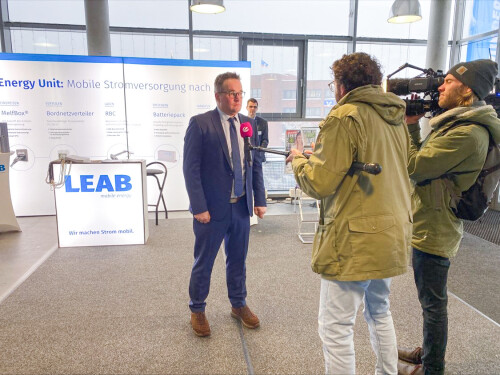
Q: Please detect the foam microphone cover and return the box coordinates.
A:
[240,122,253,138]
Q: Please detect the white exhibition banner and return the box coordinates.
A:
[54,160,148,247]
[0,53,251,216]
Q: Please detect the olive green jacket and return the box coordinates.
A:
[292,85,412,281]
[408,102,500,258]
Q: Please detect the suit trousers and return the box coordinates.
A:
[318,277,398,375]
[189,197,250,312]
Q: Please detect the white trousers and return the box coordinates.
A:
[318,278,398,375]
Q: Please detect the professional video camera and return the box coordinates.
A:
[384,63,445,116]
[484,78,500,117]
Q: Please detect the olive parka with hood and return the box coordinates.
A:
[408,102,500,258]
[292,85,413,281]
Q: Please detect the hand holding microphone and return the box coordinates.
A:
[240,122,382,175]
[285,148,303,164]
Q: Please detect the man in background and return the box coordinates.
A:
[398,60,500,375]
[183,72,267,337]
[246,98,269,161]
[286,52,412,374]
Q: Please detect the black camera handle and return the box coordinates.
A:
[387,63,440,80]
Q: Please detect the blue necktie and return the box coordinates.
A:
[229,117,243,197]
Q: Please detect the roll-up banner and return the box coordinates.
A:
[0,53,251,216]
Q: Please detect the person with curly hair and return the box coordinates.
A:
[287,52,412,374]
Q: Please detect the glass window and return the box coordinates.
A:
[306,89,322,98]
[108,0,189,29]
[8,0,85,24]
[306,41,347,120]
[462,0,500,38]
[111,33,189,59]
[325,88,335,98]
[356,43,429,79]
[306,107,322,117]
[460,36,498,61]
[11,28,87,55]
[283,90,297,100]
[193,0,350,35]
[357,0,431,39]
[193,36,238,61]
[245,42,302,116]
[251,88,261,99]
[306,79,336,119]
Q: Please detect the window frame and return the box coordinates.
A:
[241,37,305,120]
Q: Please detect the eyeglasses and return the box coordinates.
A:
[328,81,335,93]
[220,91,245,99]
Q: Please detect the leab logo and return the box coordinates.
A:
[64,174,132,192]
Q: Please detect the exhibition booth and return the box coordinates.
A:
[0,53,251,245]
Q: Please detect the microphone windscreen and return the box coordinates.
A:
[240,122,253,138]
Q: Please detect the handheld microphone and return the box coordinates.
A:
[250,146,289,157]
[351,162,382,175]
[249,144,382,175]
[240,122,253,166]
[298,154,382,175]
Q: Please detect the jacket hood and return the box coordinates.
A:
[430,102,500,144]
[335,85,406,126]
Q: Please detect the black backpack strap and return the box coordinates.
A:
[483,162,500,176]
[438,120,491,211]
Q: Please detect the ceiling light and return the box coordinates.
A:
[388,0,422,24]
[34,42,57,48]
[190,0,225,14]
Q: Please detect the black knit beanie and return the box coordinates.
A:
[447,59,498,100]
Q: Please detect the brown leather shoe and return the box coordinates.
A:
[191,312,211,337]
[398,346,422,364]
[397,361,424,375]
[231,305,260,328]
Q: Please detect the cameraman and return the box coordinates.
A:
[286,52,412,374]
[398,60,500,375]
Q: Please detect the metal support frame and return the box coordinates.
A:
[347,0,358,54]
[295,188,319,244]
[0,0,11,52]
[450,0,465,66]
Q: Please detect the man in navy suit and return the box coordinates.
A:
[183,72,267,337]
[246,98,269,161]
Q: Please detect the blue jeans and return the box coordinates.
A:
[318,278,398,375]
[412,248,450,375]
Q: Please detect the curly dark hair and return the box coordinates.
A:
[214,72,241,93]
[331,52,383,93]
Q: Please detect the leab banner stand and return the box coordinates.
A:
[0,152,21,233]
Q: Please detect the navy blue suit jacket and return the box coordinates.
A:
[183,108,266,220]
